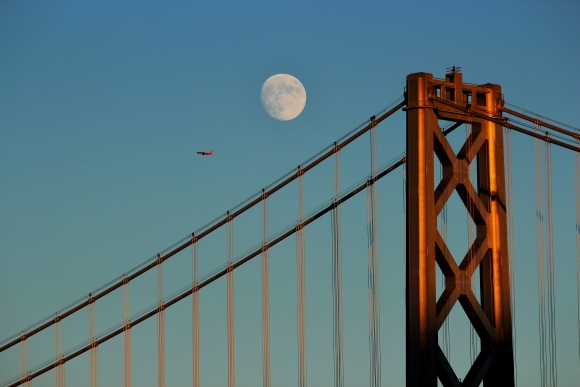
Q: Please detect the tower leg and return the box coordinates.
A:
[405,72,438,387]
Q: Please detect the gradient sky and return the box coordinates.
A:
[1,1,580,386]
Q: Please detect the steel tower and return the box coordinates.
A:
[405,70,514,387]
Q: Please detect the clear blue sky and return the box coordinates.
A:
[1,1,579,386]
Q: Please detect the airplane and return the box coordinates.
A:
[197,150,213,156]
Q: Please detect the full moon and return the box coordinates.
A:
[261,74,306,121]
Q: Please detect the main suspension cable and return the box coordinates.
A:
[504,102,580,133]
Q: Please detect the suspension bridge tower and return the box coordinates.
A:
[405,69,514,386]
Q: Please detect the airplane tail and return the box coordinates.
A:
[209,150,214,155]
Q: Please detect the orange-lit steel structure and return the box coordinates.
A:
[405,70,514,386]
[6,69,580,387]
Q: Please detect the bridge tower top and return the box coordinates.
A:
[406,70,503,120]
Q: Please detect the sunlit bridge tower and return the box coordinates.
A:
[405,70,514,386]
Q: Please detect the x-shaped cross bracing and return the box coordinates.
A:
[432,122,497,386]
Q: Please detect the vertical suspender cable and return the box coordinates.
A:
[505,127,518,385]
[575,138,580,367]
[157,254,165,387]
[123,277,131,387]
[261,190,271,387]
[403,157,406,293]
[88,294,97,387]
[227,211,235,387]
[296,166,307,387]
[332,142,344,387]
[466,123,477,365]
[367,120,380,387]
[192,234,200,387]
[467,123,473,364]
[439,160,450,360]
[55,315,65,387]
[535,135,547,387]
[574,139,580,366]
[545,140,558,387]
[20,334,28,387]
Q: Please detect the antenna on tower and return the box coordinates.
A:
[446,66,462,74]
